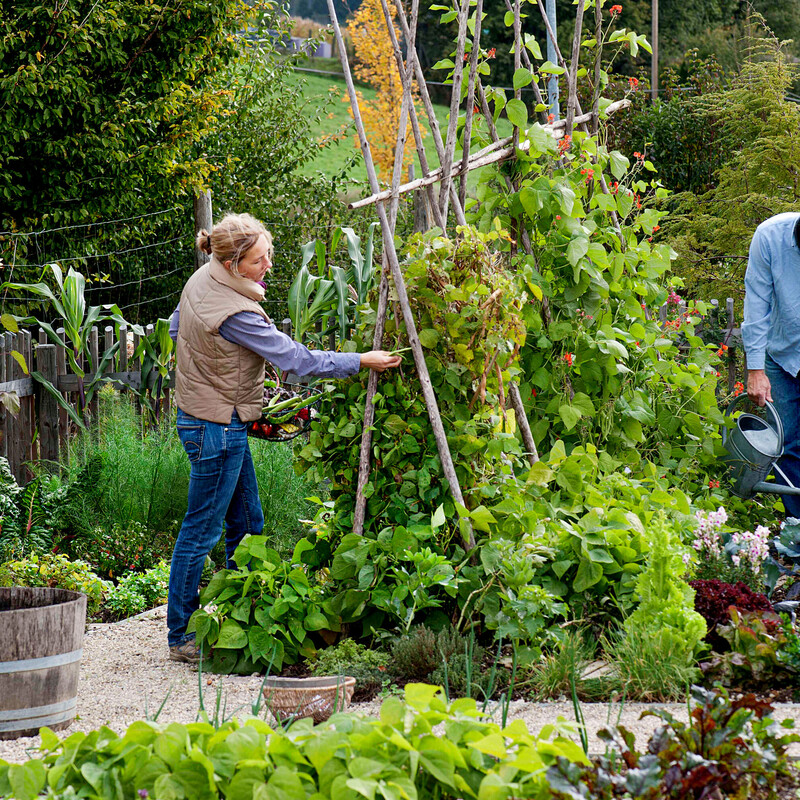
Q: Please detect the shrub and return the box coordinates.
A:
[0,554,109,617]
[390,626,491,698]
[308,638,389,701]
[104,561,170,622]
[689,578,772,650]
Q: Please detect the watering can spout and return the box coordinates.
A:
[751,480,800,497]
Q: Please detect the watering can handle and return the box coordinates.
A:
[722,393,784,451]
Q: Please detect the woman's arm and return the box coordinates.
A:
[220,312,362,378]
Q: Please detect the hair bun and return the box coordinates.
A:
[195,229,213,255]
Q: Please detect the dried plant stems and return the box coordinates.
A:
[327,0,474,549]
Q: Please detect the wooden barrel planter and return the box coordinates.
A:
[0,588,86,739]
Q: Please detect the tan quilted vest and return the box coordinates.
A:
[175,259,269,423]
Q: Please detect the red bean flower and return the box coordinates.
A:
[610,4,622,15]
[563,352,575,367]
[628,77,639,90]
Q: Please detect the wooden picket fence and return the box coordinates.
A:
[0,301,744,485]
[0,317,325,483]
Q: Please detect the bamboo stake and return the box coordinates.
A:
[458,0,483,211]
[565,0,585,137]
[327,0,475,550]
[349,101,630,209]
[391,0,468,227]
[438,0,471,220]
[377,0,447,231]
[353,0,419,538]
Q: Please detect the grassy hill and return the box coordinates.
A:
[287,65,512,199]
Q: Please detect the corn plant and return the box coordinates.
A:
[2,263,142,427]
[132,318,174,424]
[288,223,378,344]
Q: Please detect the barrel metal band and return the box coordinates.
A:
[0,698,77,732]
[0,648,83,674]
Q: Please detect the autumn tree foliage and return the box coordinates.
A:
[345,0,422,179]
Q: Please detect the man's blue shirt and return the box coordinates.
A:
[742,212,800,374]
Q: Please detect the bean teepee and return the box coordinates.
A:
[325,0,629,544]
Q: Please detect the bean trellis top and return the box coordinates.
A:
[743,212,800,376]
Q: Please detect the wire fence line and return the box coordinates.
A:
[0,207,374,324]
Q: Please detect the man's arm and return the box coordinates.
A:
[169,305,180,342]
[742,229,773,406]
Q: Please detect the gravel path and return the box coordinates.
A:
[2,605,800,764]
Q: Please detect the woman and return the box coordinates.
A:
[167,212,400,663]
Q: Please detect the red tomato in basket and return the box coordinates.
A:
[296,408,310,421]
[260,422,273,436]
[251,422,260,432]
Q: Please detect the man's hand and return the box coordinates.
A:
[360,350,402,372]
[747,369,772,407]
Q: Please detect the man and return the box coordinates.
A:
[742,211,800,518]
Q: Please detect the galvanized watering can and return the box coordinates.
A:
[722,394,800,499]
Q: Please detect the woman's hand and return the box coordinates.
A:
[360,351,403,372]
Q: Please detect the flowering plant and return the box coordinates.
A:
[691,506,770,590]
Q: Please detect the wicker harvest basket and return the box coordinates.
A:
[261,676,356,723]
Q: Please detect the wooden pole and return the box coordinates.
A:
[592,0,602,135]
[327,0,474,550]
[545,0,560,120]
[437,0,471,220]
[378,0,447,231]
[458,0,483,211]
[390,0,468,227]
[348,101,630,209]
[564,0,586,138]
[651,0,659,100]
[508,383,538,465]
[193,191,213,269]
[353,0,420,538]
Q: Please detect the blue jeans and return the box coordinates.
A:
[764,355,800,518]
[167,408,264,646]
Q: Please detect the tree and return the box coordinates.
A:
[345,0,422,179]
[664,21,800,298]
[0,0,263,230]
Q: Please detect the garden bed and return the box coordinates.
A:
[2,605,800,768]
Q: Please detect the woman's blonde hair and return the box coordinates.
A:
[195,213,273,277]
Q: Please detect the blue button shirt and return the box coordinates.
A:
[742,212,800,374]
[169,306,362,379]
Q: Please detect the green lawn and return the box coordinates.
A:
[288,62,512,199]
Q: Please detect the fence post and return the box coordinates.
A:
[20,330,33,471]
[0,335,6,465]
[194,191,213,269]
[55,327,68,449]
[37,344,60,470]
[5,332,21,481]
[89,326,100,427]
